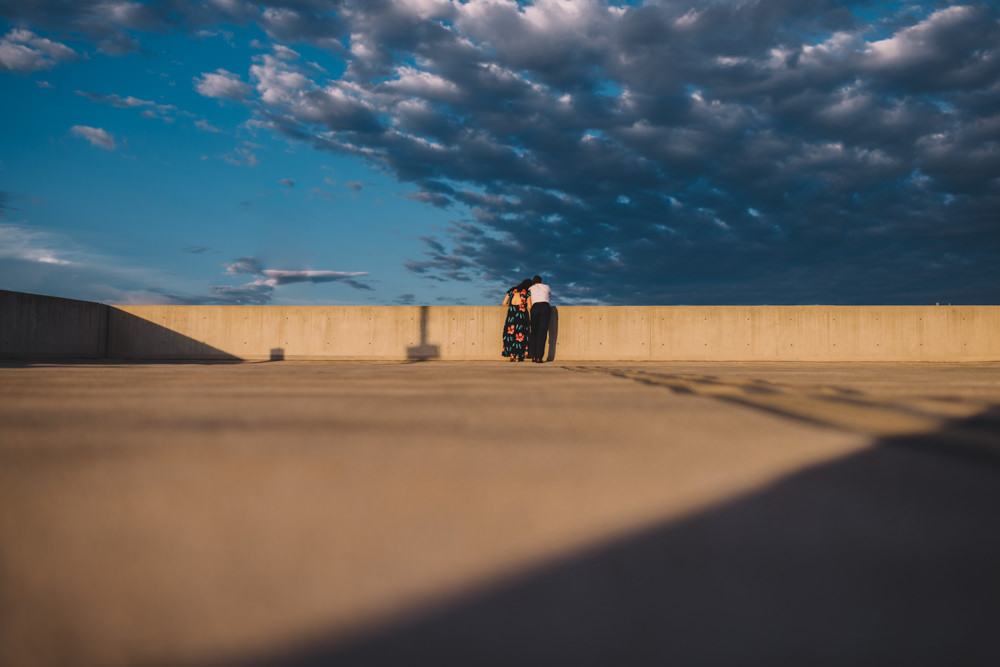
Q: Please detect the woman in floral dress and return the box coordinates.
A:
[501,279,534,362]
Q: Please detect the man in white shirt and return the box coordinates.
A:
[528,275,552,363]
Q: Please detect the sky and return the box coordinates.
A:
[1,0,998,306]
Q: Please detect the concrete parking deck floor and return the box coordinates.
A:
[2,361,999,666]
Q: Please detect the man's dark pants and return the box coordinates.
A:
[529,303,551,361]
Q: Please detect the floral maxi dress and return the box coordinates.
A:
[501,287,530,361]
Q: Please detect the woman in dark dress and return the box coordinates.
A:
[501,279,534,362]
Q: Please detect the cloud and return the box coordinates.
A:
[222,142,259,167]
[0,222,204,304]
[8,1,1000,304]
[70,125,116,150]
[222,255,369,287]
[194,68,252,100]
[217,0,998,304]
[0,224,373,305]
[0,223,74,266]
[75,89,177,121]
[262,269,368,286]
[0,28,76,71]
[216,256,373,303]
[223,256,263,276]
[278,178,295,188]
[195,119,223,133]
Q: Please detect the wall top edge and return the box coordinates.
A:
[110,304,1000,310]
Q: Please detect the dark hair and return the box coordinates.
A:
[533,275,542,284]
[514,279,533,291]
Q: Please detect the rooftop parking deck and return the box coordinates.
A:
[2,360,999,665]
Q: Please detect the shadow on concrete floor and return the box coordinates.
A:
[217,408,1000,667]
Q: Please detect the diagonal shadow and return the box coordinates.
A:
[217,408,1000,667]
[570,367,1000,464]
[107,309,242,361]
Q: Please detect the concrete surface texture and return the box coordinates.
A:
[1,360,999,666]
[108,303,1000,361]
[5,290,1000,362]
[0,290,108,359]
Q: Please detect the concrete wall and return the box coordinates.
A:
[3,291,998,361]
[0,290,108,359]
[108,305,499,361]
[110,303,1000,362]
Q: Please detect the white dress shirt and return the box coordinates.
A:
[529,283,551,304]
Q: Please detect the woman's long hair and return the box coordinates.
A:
[513,278,533,292]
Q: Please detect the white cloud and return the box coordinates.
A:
[385,66,461,102]
[260,269,368,286]
[865,6,973,68]
[0,226,371,305]
[396,0,453,20]
[216,256,371,301]
[250,54,311,105]
[0,223,196,304]
[272,43,300,61]
[0,224,74,266]
[223,255,366,285]
[70,125,117,150]
[194,68,252,100]
[0,29,77,72]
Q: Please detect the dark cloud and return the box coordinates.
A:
[7,1,1000,303]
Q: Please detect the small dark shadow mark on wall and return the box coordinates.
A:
[270,348,285,361]
[406,306,440,361]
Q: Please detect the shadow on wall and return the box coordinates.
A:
[406,306,440,361]
[0,290,108,359]
[546,306,559,362]
[217,407,1000,667]
[108,309,242,361]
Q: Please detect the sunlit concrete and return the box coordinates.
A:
[6,290,1000,361]
[1,361,999,666]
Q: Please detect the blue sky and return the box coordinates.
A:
[1,1,998,306]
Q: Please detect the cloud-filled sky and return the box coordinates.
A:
[2,0,998,305]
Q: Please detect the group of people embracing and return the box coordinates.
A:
[501,275,552,363]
